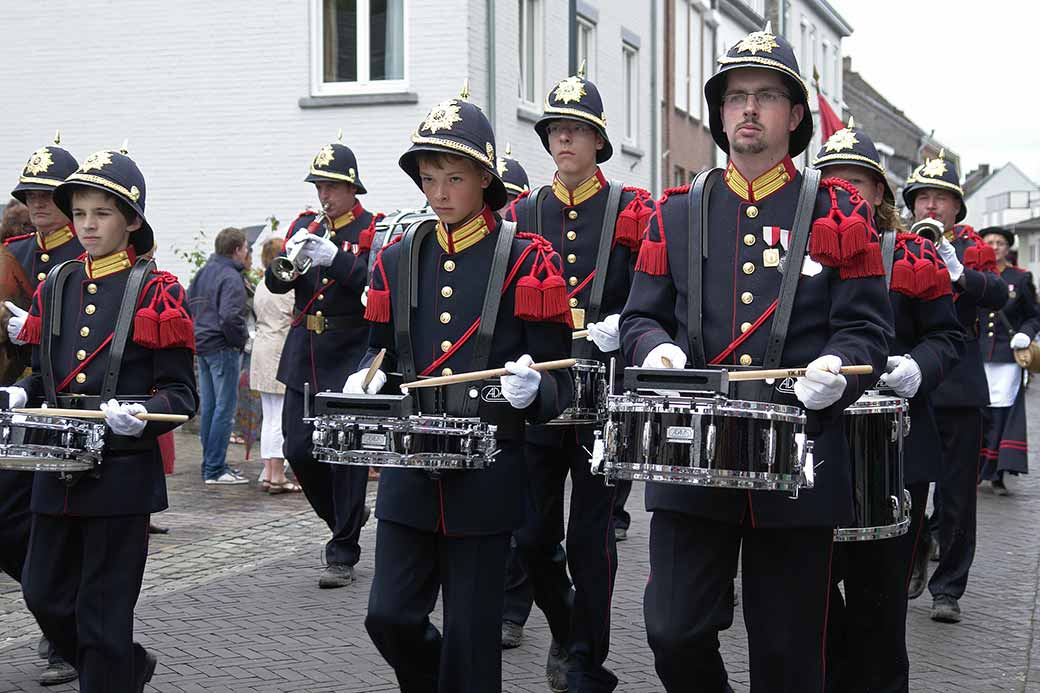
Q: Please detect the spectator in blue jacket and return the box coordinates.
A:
[187,227,250,484]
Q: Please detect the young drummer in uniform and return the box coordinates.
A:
[347,90,573,693]
[619,26,893,692]
[505,68,653,693]
[0,148,198,692]
[976,225,1039,494]
[0,136,82,686]
[264,139,380,588]
[902,152,1008,623]
[812,121,965,692]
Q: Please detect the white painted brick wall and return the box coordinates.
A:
[0,0,654,283]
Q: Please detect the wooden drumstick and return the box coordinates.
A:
[362,348,387,389]
[572,330,589,340]
[400,358,577,390]
[726,364,873,382]
[13,407,189,423]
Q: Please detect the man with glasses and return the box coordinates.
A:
[620,25,893,692]
[505,67,653,693]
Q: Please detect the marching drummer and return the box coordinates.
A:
[618,25,893,692]
[504,66,653,693]
[902,152,1008,623]
[263,137,381,588]
[976,225,1040,494]
[0,148,198,692]
[812,121,965,691]
[498,143,531,216]
[344,88,573,692]
[0,136,83,686]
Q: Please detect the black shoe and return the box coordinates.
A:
[39,659,77,686]
[37,635,48,660]
[148,523,169,534]
[319,563,355,588]
[502,620,524,649]
[908,533,930,600]
[614,526,628,542]
[545,639,569,692]
[992,478,1010,496]
[930,595,962,623]
[136,650,157,693]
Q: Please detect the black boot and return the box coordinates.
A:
[908,530,931,599]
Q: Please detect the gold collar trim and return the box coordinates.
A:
[332,203,365,231]
[724,157,796,203]
[37,225,75,251]
[85,247,134,279]
[436,207,495,254]
[551,169,606,206]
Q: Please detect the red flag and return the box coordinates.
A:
[817,90,844,141]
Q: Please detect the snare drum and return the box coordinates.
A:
[598,393,813,493]
[313,414,498,471]
[547,359,606,425]
[0,411,106,472]
[835,393,910,542]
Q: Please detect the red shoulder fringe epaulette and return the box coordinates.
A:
[634,185,688,277]
[956,225,999,273]
[362,234,403,323]
[810,178,884,279]
[357,212,385,254]
[890,234,952,300]
[15,286,43,345]
[134,271,195,351]
[614,187,655,250]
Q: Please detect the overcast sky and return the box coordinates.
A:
[832,0,1039,183]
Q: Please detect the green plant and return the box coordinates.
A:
[174,228,210,282]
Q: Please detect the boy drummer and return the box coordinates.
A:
[1,148,198,693]
[344,90,573,692]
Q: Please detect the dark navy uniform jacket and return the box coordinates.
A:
[979,265,1040,364]
[930,225,1009,408]
[620,161,894,528]
[884,232,966,484]
[4,226,84,289]
[16,255,198,516]
[360,209,573,535]
[265,204,377,393]
[506,168,650,440]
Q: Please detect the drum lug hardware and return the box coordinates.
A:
[889,494,900,521]
[642,420,652,464]
[762,425,776,471]
[705,423,716,465]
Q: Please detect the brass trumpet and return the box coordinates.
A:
[270,212,328,282]
[910,217,952,244]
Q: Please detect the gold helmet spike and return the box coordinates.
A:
[53,130,61,145]
[937,147,945,159]
[505,142,512,157]
[764,20,772,34]
[847,115,856,129]
[337,128,343,142]
[577,59,587,79]
[120,139,129,155]
[812,64,820,84]
[459,79,471,100]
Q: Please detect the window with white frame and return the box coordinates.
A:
[313,0,406,96]
[623,40,639,144]
[820,40,830,95]
[672,0,703,118]
[519,0,543,105]
[800,20,809,77]
[832,47,841,97]
[576,15,596,80]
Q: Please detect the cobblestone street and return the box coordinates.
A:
[3,390,1040,692]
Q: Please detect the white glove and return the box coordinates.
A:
[879,355,922,398]
[500,354,541,409]
[1011,332,1032,349]
[0,386,27,409]
[641,343,688,369]
[586,314,620,353]
[936,239,964,282]
[793,355,847,411]
[296,234,339,267]
[284,229,311,255]
[100,399,147,437]
[343,368,387,395]
[5,301,27,345]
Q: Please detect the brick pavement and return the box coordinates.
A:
[3,392,1040,692]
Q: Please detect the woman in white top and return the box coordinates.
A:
[251,238,299,493]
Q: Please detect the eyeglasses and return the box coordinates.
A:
[546,122,594,137]
[721,89,791,109]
